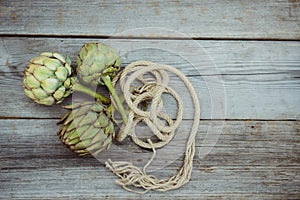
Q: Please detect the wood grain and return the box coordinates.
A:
[1,37,299,120]
[0,0,299,39]
[1,0,299,199]
[1,119,299,199]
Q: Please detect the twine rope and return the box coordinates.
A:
[105,61,200,194]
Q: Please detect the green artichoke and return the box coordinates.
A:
[57,101,115,156]
[23,52,74,105]
[76,42,127,123]
[76,42,121,86]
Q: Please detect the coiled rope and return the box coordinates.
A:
[105,61,200,194]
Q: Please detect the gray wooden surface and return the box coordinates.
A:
[1,0,300,199]
[1,0,300,39]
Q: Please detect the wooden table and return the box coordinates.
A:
[1,1,299,199]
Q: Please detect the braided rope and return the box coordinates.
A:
[105,61,200,194]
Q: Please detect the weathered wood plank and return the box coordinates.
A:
[1,73,299,120]
[1,167,299,199]
[2,38,300,75]
[1,120,299,167]
[1,119,299,198]
[0,0,299,39]
[1,37,300,119]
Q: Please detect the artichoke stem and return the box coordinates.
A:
[102,75,128,123]
[72,82,110,104]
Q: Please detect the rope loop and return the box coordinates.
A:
[106,61,200,193]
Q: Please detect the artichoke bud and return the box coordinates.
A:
[57,101,115,156]
[76,42,121,86]
[23,52,74,105]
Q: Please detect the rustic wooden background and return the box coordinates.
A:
[1,0,299,199]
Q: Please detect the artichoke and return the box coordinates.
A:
[57,101,115,156]
[76,42,127,123]
[76,42,121,86]
[23,52,74,105]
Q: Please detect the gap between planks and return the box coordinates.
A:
[0,117,299,121]
[1,34,300,41]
